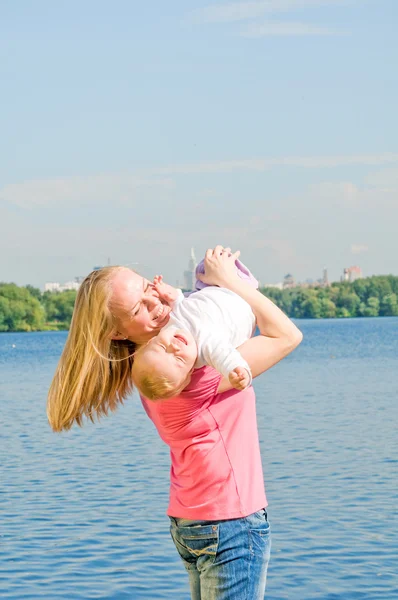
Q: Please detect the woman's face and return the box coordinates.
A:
[110,269,172,344]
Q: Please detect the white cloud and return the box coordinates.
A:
[190,0,351,24]
[364,167,398,191]
[308,175,398,210]
[309,181,360,206]
[0,175,174,208]
[155,153,398,175]
[351,244,369,254]
[240,21,346,36]
[2,154,398,211]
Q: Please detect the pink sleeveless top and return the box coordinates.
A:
[141,366,267,520]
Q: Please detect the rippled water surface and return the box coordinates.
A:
[1,318,397,599]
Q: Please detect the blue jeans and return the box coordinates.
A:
[169,509,271,600]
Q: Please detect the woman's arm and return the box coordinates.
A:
[197,246,303,394]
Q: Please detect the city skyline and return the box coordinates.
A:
[1,1,397,288]
[40,253,369,293]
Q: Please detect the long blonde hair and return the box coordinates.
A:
[47,267,136,432]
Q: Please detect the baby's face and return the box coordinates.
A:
[139,326,197,385]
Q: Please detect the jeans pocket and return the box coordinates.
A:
[247,509,271,537]
[253,508,268,521]
[247,513,271,565]
[171,522,219,567]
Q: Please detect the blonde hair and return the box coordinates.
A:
[47,267,137,432]
[132,346,187,401]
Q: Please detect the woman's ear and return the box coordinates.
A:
[110,331,127,341]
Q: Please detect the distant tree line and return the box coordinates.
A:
[0,283,77,332]
[1,275,398,332]
[260,275,398,319]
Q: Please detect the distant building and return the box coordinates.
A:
[294,267,330,289]
[44,282,61,293]
[262,282,283,290]
[304,267,330,288]
[283,273,295,289]
[183,248,197,291]
[61,280,80,291]
[44,278,82,293]
[342,266,362,283]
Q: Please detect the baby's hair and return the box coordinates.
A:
[132,346,186,401]
[137,373,183,401]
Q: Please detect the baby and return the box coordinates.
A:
[132,276,256,401]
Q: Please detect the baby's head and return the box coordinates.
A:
[132,327,198,401]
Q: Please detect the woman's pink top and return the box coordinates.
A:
[141,366,267,520]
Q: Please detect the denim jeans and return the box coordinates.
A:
[169,509,271,600]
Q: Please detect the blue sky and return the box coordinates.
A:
[1,0,397,287]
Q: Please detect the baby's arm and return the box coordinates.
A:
[197,246,303,394]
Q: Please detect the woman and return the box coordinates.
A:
[47,246,303,599]
[47,262,175,430]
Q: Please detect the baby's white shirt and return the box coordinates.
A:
[164,287,256,385]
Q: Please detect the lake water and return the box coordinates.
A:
[0,318,397,599]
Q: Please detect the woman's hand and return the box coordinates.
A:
[196,245,241,288]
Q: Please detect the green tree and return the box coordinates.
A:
[42,290,77,327]
[25,285,42,300]
[352,279,370,302]
[0,296,11,331]
[336,306,351,318]
[0,284,45,331]
[319,298,337,318]
[301,296,322,318]
[380,293,398,316]
[336,291,361,317]
[359,296,380,317]
[289,290,321,318]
